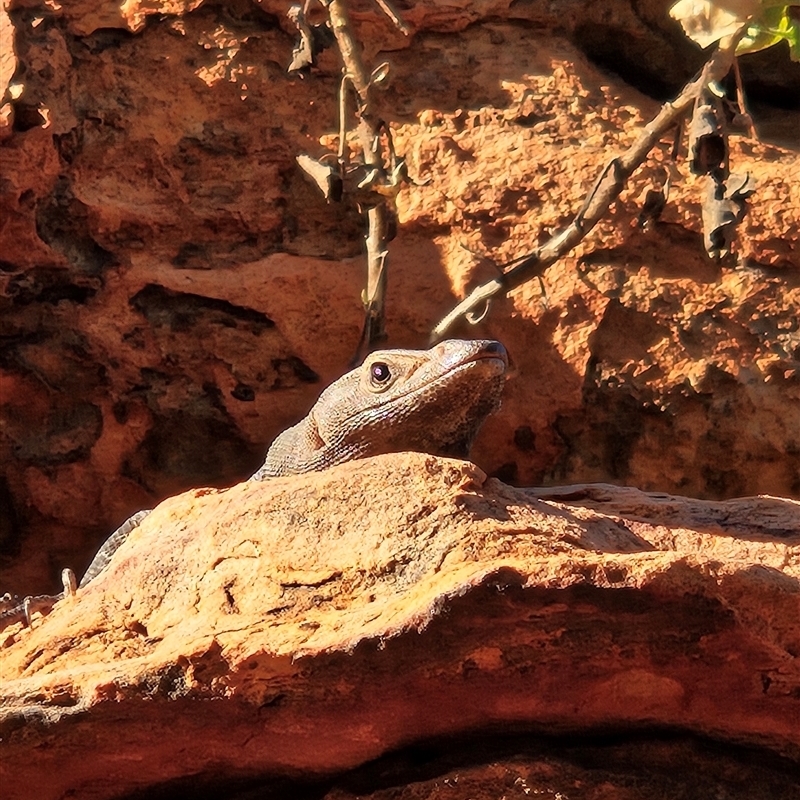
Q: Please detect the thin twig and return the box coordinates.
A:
[732,56,758,140]
[337,73,352,163]
[372,0,411,35]
[326,0,393,356]
[430,36,741,343]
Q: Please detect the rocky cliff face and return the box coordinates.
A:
[1,0,799,594]
[0,0,800,591]
[1,2,799,795]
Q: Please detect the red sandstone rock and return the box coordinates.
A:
[1,6,799,601]
[0,453,798,799]
[1,6,800,794]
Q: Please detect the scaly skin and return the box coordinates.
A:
[1,339,508,631]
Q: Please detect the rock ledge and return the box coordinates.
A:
[0,452,798,800]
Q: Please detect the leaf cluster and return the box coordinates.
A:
[670,0,800,59]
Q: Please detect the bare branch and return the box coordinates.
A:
[372,0,411,35]
[430,35,741,344]
[324,0,399,356]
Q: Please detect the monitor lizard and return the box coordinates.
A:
[0,338,508,632]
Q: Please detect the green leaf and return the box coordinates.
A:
[737,5,800,58]
[669,1,794,53]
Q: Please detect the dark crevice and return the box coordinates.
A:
[4,268,100,306]
[270,356,320,385]
[571,20,702,100]
[130,284,274,332]
[0,476,21,557]
[11,102,47,132]
[122,411,261,494]
[571,17,800,144]
[117,727,800,799]
[75,27,137,56]
[34,176,117,274]
[186,0,281,30]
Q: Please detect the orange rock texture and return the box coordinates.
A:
[1,0,800,795]
[1,0,799,598]
[1,453,799,799]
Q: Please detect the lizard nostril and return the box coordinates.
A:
[481,341,508,363]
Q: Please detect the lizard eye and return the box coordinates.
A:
[370,362,392,384]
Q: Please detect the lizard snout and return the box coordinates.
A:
[474,340,508,366]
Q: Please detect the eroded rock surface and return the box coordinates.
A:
[1,0,800,603]
[1,4,800,794]
[1,453,798,799]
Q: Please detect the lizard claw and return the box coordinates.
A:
[62,568,77,598]
[23,596,34,628]
[1,591,68,632]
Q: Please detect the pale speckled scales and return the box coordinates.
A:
[0,340,507,630]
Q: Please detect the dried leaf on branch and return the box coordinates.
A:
[296,154,343,202]
[287,4,335,75]
[688,90,728,176]
[702,172,756,259]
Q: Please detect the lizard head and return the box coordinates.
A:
[314,339,508,463]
